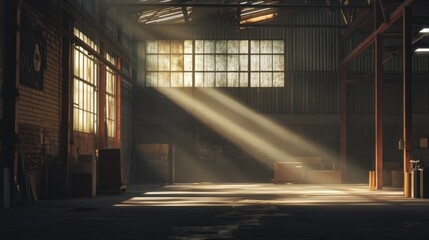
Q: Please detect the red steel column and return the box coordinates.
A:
[374,0,383,190]
[339,63,347,178]
[375,33,383,189]
[403,7,412,197]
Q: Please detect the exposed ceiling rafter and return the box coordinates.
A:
[107,2,371,9]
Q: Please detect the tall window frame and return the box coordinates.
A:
[73,27,99,134]
[105,51,116,138]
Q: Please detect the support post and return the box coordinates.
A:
[375,0,383,190]
[61,11,72,198]
[1,0,19,208]
[403,7,413,197]
[99,43,107,149]
[339,63,347,179]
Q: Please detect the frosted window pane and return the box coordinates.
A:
[195,55,204,71]
[240,40,248,53]
[273,73,284,87]
[146,55,157,71]
[171,72,184,87]
[227,72,239,87]
[171,55,184,71]
[204,72,215,87]
[273,40,284,53]
[195,40,204,53]
[146,72,157,87]
[184,55,193,71]
[216,41,227,53]
[240,73,248,87]
[158,40,170,53]
[158,72,170,87]
[228,55,239,71]
[216,72,227,87]
[195,72,204,87]
[228,41,239,53]
[204,55,215,71]
[273,55,284,71]
[240,55,248,71]
[184,40,193,53]
[216,55,227,71]
[73,80,78,105]
[204,41,215,53]
[251,40,259,53]
[260,55,272,71]
[260,41,272,53]
[251,55,259,71]
[73,51,79,75]
[146,40,158,53]
[158,55,170,71]
[106,73,114,93]
[107,96,114,119]
[171,40,183,53]
[184,72,193,87]
[251,73,259,87]
[260,72,272,87]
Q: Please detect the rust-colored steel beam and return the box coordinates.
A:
[403,6,413,197]
[341,0,414,66]
[375,0,384,190]
[339,66,347,179]
[375,32,383,190]
[109,2,371,9]
[343,9,373,38]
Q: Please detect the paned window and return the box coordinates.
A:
[73,28,98,133]
[145,40,284,87]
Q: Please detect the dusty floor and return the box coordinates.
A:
[1,184,429,239]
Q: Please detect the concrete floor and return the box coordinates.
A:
[1,183,429,239]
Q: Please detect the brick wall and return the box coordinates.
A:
[17,7,62,170]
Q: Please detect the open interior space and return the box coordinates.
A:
[2,0,429,239]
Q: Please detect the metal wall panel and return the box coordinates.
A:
[413,55,429,72]
[347,83,374,114]
[345,33,374,73]
[288,72,339,113]
[284,9,340,72]
[382,37,402,73]
[414,83,429,114]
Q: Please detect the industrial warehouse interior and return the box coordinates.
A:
[2,0,429,239]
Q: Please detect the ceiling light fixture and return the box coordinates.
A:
[415,48,429,52]
[240,13,275,24]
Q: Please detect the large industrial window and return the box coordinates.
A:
[73,28,98,133]
[105,52,116,138]
[145,40,284,87]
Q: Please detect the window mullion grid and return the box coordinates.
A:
[248,40,251,87]
[192,40,195,87]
